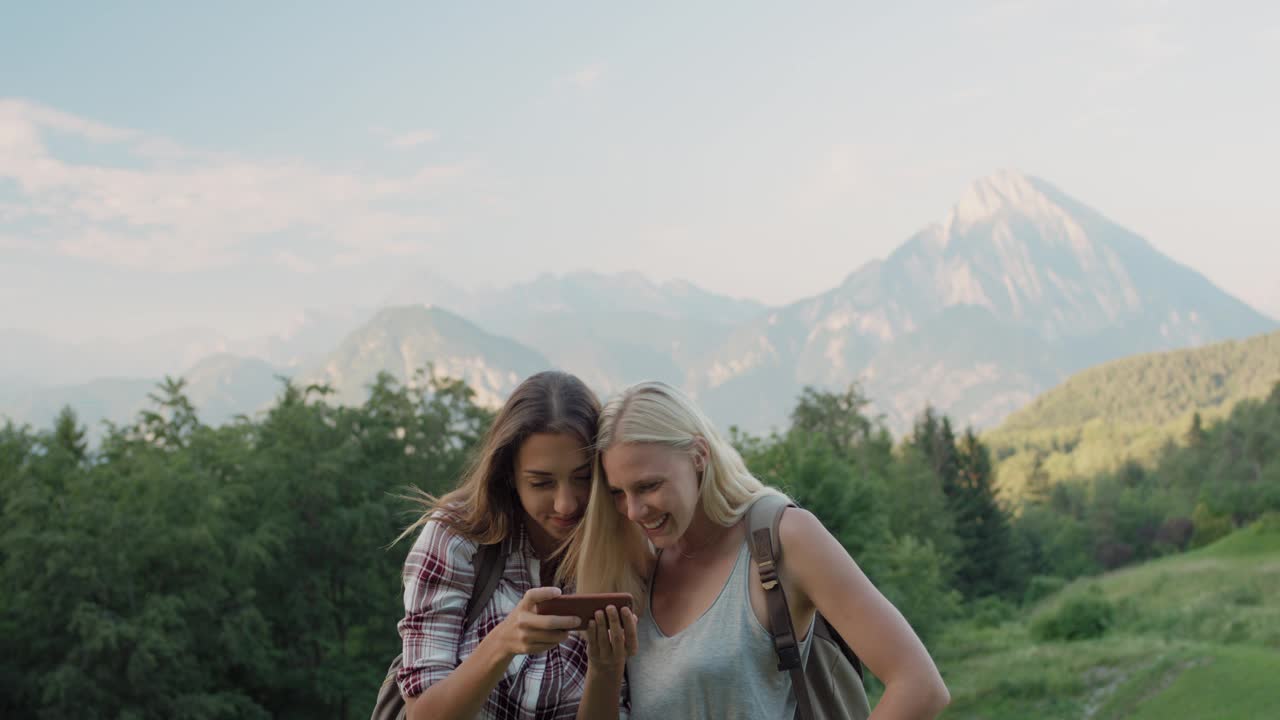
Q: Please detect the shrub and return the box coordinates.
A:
[1095,541,1134,570]
[1023,575,1066,606]
[969,596,1016,628]
[1031,590,1114,642]
[1190,502,1233,548]
[1154,516,1193,552]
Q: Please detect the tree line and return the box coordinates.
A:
[3,373,1277,718]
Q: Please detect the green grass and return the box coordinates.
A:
[1114,645,1280,720]
[934,519,1280,719]
[1194,512,1280,557]
[1100,645,1280,717]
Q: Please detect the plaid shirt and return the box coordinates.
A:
[397,515,628,719]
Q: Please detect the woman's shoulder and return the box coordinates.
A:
[407,509,483,566]
[776,506,832,555]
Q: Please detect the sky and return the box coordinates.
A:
[2,0,1278,342]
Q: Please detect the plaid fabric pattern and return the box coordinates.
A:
[397,516,628,719]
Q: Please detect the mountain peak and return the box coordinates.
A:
[944,169,1058,234]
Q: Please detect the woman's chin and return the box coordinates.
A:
[544,519,579,539]
[645,530,675,549]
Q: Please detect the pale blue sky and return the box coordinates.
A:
[2,0,1277,341]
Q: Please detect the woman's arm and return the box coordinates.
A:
[779,509,950,720]
[405,586,582,720]
[403,624,513,720]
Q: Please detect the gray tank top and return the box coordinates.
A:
[628,540,813,719]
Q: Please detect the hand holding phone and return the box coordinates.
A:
[581,601,638,674]
[497,587,588,657]
[534,592,635,629]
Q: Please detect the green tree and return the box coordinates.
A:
[0,367,492,719]
[789,384,875,455]
[1185,411,1207,447]
[910,407,960,495]
[52,406,89,463]
[950,429,1019,598]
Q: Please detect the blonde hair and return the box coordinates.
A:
[561,381,784,609]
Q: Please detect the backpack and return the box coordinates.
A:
[370,543,505,720]
[747,494,873,720]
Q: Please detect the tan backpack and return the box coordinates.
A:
[747,494,873,720]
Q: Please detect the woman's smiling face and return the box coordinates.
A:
[602,441,703,549]
[514,432,593,556]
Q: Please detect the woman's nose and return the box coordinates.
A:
[554,486,579,516]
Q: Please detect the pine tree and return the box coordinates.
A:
[52,406,88,462]
[1024,450,1053,507]
[911,406,960,493]
[1185,411,1207,447]
[953,429,1017,598]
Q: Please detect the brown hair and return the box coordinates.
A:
[397,370,601,545]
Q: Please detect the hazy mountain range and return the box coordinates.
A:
[3,170,1275,438]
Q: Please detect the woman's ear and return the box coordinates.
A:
[691,436,710,473]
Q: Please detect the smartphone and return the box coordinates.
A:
[535,592,634,628]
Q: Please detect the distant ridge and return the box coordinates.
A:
[4,172,1274,437]
[1000,330,1280,431]
[987,329,1280,493]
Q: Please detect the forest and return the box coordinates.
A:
[3,371,1278,718]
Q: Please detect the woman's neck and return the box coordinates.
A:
[676,506,732,559]
[525,522,558,561]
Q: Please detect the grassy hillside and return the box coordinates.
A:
[936,516,1280,719]
[987,330,1280,496]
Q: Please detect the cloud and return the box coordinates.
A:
[563,64,607,90]
[384,128,439,149]
[0,101,138,144]
[0,98,461,272]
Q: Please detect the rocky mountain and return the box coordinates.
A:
[299,305,551,408]
[689,170,1276,431]
[382,270,766,396]
[233,307,374,370]
[4,171,1273,438]
[180,354,285,423]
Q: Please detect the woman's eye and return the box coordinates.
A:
[531,481,552,489]
[573,475,591,484]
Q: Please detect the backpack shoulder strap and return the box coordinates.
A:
[747,494,820,720]
[463,543,504,629]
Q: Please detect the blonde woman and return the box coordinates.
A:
[395,371,636,720]
[564,381,949,719]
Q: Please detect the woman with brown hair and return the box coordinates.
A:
[395,370,636,720]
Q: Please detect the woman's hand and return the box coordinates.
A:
[583,604,638,676]
[573,605,636,720]
[496,587,582,657]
